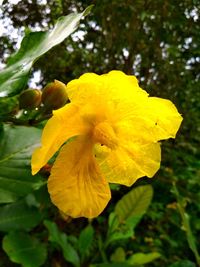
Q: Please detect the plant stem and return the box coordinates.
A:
[1,114,52,126]
[97,235,108,263]
[173,182,200,266]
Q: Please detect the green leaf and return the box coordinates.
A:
[0,96,19,117]
[127,252,161,265]
[0,201,42,232]
[0,188,17,203]
[0,124,44,199]
[172,183,200,265]
[169,260,196,267]
[108,212,120,231]
[44,220,80,267]
[115,185,153,226]
[2,231,47,267]
[110,247,126,263]
[107,185,153,246]
[90,263,131,267]
[106,224,133,246]
[106,213,133,247]
[0,5,93,97]
[78,224,94,259]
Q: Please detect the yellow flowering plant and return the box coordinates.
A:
[31,70,182,218]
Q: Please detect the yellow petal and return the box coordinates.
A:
[66,71,147,104]
[48,137,111,218]
[146,97,183,140]
[31,104,89,175]
[115,97,182,144]
[102,70,148,97]
[95,142,161,186]
[66,72,101,102]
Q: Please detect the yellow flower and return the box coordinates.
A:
[31,71,182,218]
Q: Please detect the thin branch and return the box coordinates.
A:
[1,114,52,126]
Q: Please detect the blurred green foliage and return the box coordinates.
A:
[0,0,199,266]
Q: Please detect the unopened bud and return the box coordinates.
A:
[42,80,68,110]
[19,89,42,109]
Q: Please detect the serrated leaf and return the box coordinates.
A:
[0,201,42,232]
[115,185,153,224]
[0,5,92,97]
[2,231,47,267]
[78,224,94,258]
[127,252,161,265]
[0,124,44,198]
[44,220,80,267]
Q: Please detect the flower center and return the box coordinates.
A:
[92,122,118,149]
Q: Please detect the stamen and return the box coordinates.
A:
[93,122,118,149]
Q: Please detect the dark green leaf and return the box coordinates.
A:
[0,124,44,198]
[44,220,80,267]
[78,224,94,258]
[0,201,42,232]
[0,96,19,117]
[2,231,47,267]
[0,6,92,97]
[0,188,17,204]
[90,263,131,267]
[169,260,196,267]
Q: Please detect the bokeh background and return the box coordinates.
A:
[0,0,200,266]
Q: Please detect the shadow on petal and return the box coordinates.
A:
[48,136,111,218]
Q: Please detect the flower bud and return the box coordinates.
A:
[19,89,42,109]
[42,80,68,110]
